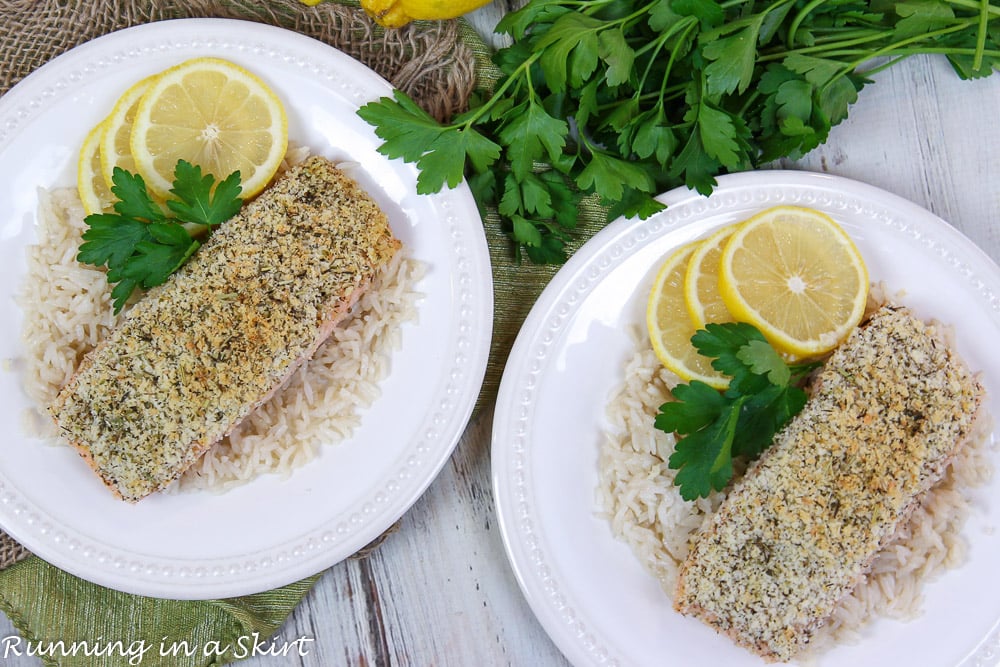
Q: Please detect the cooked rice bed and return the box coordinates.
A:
[597,322,993,660]
[20,185,421,494]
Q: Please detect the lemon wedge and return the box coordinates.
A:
[684,226,737,330]
[719,205,869,358]
[78,119,115,216]
[647,242,730,389]
[129,57,288,199]
[99,74,157,191]
[355,0,494,27]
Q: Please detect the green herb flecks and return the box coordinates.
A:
[79,160,242,313]
[654,322,820,501]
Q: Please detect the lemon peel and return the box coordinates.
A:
[78,119,115,216]
[647,242,730,389]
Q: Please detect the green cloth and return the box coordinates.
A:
[0,560,318,667]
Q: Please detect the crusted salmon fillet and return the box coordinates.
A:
[674,305,984,662]
[50,155,400,502]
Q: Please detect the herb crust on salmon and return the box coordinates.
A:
[674,305,985,662]
[51,155,400,502]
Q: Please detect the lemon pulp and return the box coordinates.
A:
[129,57,287,199]
[647,242,729,389]
[684,226,738,330]
[719,205,869,357]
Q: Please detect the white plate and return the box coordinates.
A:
[0,19,493,599]
[492,171,1000,667]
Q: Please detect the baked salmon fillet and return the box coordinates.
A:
[673,305,984,662]
[50,155,400,502]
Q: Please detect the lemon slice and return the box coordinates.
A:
[647,242,729,389]
[78,119,115,216]
[99,74,157,190]
[719,205,869,358]
[130,57,288,199]
[684,226,737,330]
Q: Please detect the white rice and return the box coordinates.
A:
[597,323,993,658]
[18,180,422,493]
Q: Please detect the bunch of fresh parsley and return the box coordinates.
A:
[79,160,242,313]
[654,322,819,500]
[358,0,1000,261]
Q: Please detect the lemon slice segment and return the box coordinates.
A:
[99,74,157,190]
[130,57,288,199]
[647,242,729,389]
[684,226,737,330]
[78,119,115,216]
[719,205,869,358]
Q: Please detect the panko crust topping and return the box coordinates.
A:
[51,156,399,502]
[674,305,984,662]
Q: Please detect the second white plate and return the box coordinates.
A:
[493,170,1000,667]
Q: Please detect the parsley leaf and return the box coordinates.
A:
[108,168,165,222]
[358,90,502,194]
[655,380,729,434]
[132,223,201,285]
[535,12,604,92]
[78,216,153,271]
[702,19,765,97]
[665,393,745,501]
[599,28,636,87]
[167,160,242,226]
[497,102,569,180]
[78,160,242,313]
[737,339,791,386]
[655,322,817,500]
[576,147,656,201]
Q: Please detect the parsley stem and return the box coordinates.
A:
[859,46,1000,58]
[975,0,990,70]
[858,55,910,78]
[636,16,698,97]
[453,52,541,131]
[837,20,981,75]
[759,18,979,64]
[658,21,698,109]
[758,31,902,62]
[635,15,697,58]
[944,0,1000,15]
[786,0,829,48]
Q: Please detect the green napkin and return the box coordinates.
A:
[0,560,318,667]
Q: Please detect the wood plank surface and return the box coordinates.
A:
[4,2,1000,666]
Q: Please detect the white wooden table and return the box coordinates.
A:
[4,2,1000,665]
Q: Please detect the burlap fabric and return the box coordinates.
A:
[0,532,30,570]
[0,0,477,572]
[0,0,476,121]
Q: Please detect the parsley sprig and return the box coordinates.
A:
[358,0,1000,262]
[79,160,242,313]
[654,322,820,501]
